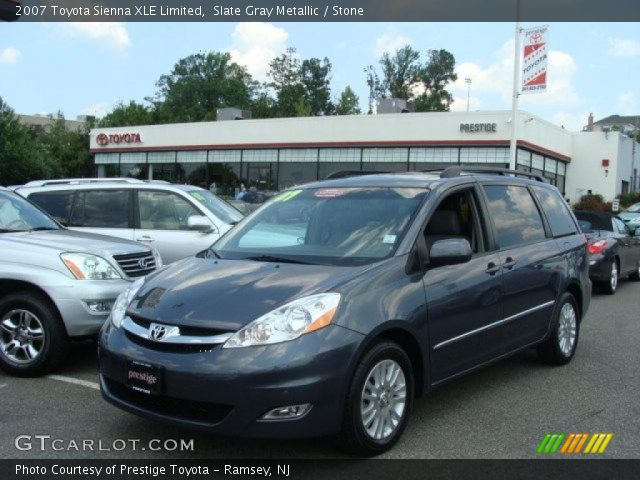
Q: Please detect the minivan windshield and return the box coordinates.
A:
[214,187,428,266]
[0,191,60,232]
[187,189,244,225]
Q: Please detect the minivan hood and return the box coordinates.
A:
[0,229,150,257]
[128,257,364,331]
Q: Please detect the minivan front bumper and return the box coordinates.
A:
[98,322,364,438]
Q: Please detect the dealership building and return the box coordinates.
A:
[89,110,639,202]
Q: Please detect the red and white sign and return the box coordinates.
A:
[95,132,142,147]
[521,26,548,94]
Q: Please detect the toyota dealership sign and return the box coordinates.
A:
[96,132,142,146]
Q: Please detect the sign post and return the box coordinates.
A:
[508,0,522,171]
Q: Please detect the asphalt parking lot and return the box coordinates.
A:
[1,281,638,460]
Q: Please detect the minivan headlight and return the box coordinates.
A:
[110,278,145,328]
[223,293,341,348]
[61,253,121,280]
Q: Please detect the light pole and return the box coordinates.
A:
[465,78,472,112]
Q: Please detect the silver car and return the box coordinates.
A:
[16,179,244,264]
[0,187,161,376]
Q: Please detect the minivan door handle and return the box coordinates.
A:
[502,257,517,269]
[136,236,154,243]
[485,262,501,275]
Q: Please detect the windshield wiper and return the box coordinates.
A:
[28,227,59,231]
[246,255,312,265]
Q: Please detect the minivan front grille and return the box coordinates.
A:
[113,251,156,278]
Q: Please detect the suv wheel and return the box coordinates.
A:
[598,260,618,294]
[537,293,580,366]
[629,261,640,281]
[337,341,413,456]
[0,293,69,377]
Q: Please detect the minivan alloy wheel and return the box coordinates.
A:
[0,309,45,364]
[557,303,577,357]
[360,359,407,441]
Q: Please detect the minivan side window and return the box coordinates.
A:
[531,186,578,238]
[138,190,201,230]
[73,190,130,228]
[28,190,75,225]
[483,185,546,249]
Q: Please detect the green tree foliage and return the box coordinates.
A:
[365,45,457,113]
[335,86,361,115]
[99,101,155,127]
[154,52,255,122]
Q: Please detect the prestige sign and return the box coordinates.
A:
[96,132,142,146]
[460,123,497,133]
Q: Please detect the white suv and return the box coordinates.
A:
[16,179,244,264]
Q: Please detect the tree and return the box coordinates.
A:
[300,57,333,115]
[365,45,457,113]
[0,97,48,185]
[99,101,156,127]
[154,52,255,122]
[413,49,458,112]
[335,86,361,115]
[41,113,93,179]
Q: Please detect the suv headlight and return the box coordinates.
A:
[61,253,121,280]
[151,247,163,268]
[223,293,341,348]
[110,278,145,328]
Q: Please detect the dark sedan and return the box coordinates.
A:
[575,210,640,294]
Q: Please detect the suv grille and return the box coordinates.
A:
[113,251,156,278]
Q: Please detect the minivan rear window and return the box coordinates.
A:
[532,186,577,238]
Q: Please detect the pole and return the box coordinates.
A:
[465,78,472,112]
[509,0,522,171]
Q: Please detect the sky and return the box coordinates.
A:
[0,22,639,131]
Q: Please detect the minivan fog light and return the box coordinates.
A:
[85,300,114,313]
[260,404,312,421]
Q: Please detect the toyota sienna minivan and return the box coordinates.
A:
[98,168,591,455]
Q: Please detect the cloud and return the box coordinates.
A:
[450,39,580,109]
[80,102,110,118]
[374,28,411,57]
[228,23,288,81]
[0,47,20,64]
[617,90,638,115]
[60,23,131,52]
[608,37,640,57]
[550,111,590,131]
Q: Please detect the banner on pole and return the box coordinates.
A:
[521,25,548,94]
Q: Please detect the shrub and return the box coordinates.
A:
[573,194,611,212]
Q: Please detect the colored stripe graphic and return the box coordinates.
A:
[539,433,613,454]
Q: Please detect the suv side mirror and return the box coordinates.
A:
[428,238,472,267]
[187,215,213,232]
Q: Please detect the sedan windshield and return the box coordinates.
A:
[187,189,244,225]
[0,191,60,232]
[214,187,428,266]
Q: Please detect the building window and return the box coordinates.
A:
[177,151,207,186]
[516,149,531,172]
[319,148,361,163]
[410,147,458,164]
[148,151,177,183]
[95,153,119,177]
[362,147,408,163]
[278,163,318,189]
[460,147,509,165]
[119,153,147,179]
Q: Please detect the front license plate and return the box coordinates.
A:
[127,360,162,395]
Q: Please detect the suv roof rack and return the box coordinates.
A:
[20,178,145,187]
[325,170,390,180]
[423,166,549,183]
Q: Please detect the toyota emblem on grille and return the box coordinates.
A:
[147,322,180,342]
[150,324,166,340]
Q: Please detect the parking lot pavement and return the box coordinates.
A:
[1,281,638,460]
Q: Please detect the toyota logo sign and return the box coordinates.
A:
[95,132,142,147]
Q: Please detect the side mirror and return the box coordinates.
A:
[187,215,213,232]
[428,238,472,267]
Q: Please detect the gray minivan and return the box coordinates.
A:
[17,180,244,264]
[98,167,591,455]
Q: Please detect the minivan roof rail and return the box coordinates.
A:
[20,178,145,187]
[423,166,549,183]
[325,170,390,179]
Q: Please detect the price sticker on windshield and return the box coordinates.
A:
[314,188,346,198]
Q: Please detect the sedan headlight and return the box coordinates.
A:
[61,253,121,280]
[223,293,341,348]
[110,278,145,328]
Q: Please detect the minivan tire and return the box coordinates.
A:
[0,292,69,377]
[336,341,414,456]
[537,293,580,366]
[597,260,618,295]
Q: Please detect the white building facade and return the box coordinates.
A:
[89,110,639,202]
